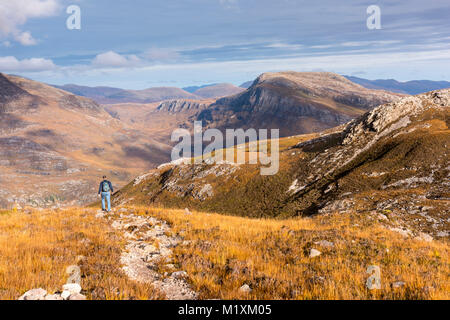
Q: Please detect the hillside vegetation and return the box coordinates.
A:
[0,208,162,300]
[113,90,449,240]
[0,207,448,300]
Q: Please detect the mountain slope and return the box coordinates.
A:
[345,76,450,95]
[0,73,172,208]
[194,72,404,136]
[114,89,449,238]
[53,84,200,104]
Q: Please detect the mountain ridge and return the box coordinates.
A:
[193,72,404,136]
[345,75,450,95]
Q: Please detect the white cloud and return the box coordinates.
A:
[0,56,56,72]
[0,0,61,45]
[265,43,303,50]
[92,51,141,68]
[15,31,37,46]
[143,48,180,62]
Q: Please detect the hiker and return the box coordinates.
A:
[98,176,113,212]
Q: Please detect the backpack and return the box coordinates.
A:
[102,181,111,192]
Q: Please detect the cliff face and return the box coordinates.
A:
[195,72,404,137]
[156,100,210,113]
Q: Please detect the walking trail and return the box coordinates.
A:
[96,208,197,300]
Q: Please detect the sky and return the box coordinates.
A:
[0,0,449,89]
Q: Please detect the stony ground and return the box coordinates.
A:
[96,208,197,300]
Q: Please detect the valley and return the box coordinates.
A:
[0,71,408,208]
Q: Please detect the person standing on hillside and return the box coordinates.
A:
[98,176,113,212]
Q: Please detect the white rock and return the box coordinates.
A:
[62,283,82,294]
[239,284,252,293]
[392,281,406,289]
[314,240,334,248]
[18,288,47,300]
[309,248,322,258]
[44,294,63,300]
[416,232,433,242]
[61,291,72,300]
[68,293,87,300]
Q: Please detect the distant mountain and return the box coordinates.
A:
[105,87,199,104]
[0,73,172,208]
[183,83,245,99]
[53,84,199,104]
[183,84,217,93]
[345,76,450,95]
[193,83,245,99]
[189,72,404,137]
[239,81,254,89]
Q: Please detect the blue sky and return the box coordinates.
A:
[1,0,449,89]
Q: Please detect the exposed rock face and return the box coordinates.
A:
[195,72,404,137]
[156,99,209,113]
[0,73,31,107]
[58,94,103,114]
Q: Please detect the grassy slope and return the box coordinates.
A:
[0,208,163,300]
[114,106,449,220]
[1,207,448,300]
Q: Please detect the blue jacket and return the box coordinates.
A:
[98,180,113,194]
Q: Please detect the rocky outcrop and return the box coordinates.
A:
[0,73,31,107]
[156,99,210,113]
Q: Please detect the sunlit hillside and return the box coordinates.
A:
[0,207,448,300]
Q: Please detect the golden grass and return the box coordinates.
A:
[0,206,448,300]
[0,208,163,300]
[133,207,449,300]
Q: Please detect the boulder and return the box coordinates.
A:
[62,283,82,294]
[18,288,47,300]
[68,293,87,300]
[44,294,64,300]
[309,248,322,258]
[239,284,252,293]
[61,291,71,300]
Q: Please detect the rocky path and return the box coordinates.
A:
[96,208,197,300]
